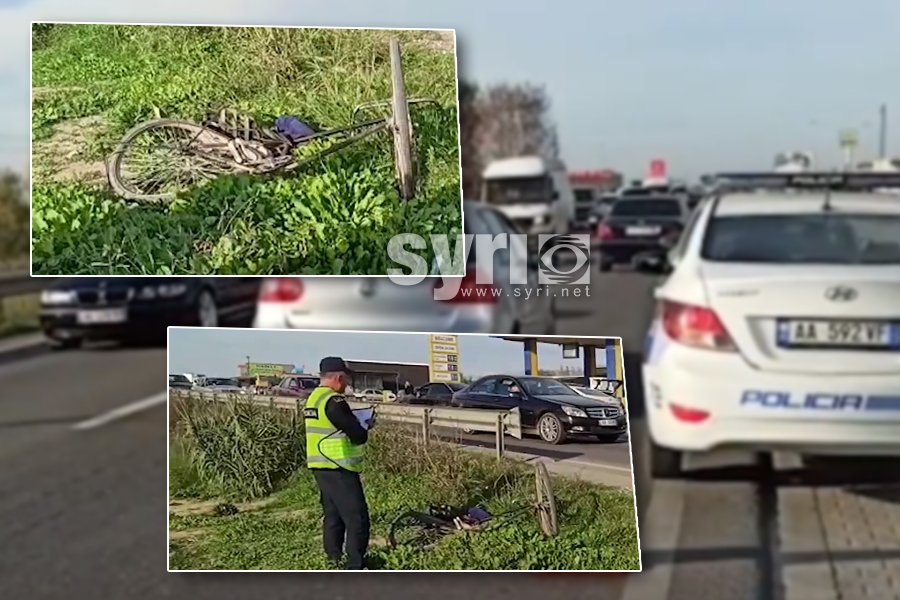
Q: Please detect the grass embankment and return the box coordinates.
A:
[0,294,41,339]
[31,24,462,275]
[168,397,641,570]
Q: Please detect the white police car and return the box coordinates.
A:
[642,172,900,477]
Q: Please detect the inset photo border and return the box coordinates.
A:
[166,327,641,572]
[30,22,463,277]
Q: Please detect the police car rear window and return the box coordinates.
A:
[701,213,900,264]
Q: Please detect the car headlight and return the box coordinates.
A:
[561,405,588,418]
[158,284,188,298]
[136,286,157,300]
[533,213,546,225]
[137,284,188,300]
[41,289,76,305]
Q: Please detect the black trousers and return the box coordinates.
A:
[311,468,370,569]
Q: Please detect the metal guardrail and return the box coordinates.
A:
[172,389,524,459]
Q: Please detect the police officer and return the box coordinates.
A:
[303,357,372,570]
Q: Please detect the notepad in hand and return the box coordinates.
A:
[353,407,374,430]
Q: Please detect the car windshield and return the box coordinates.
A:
[485,176,551,204]
[702,213,900,264]
[448,382,466,391]
[611,199,681,217]
[169,375,190,384]
[519,378,579,396]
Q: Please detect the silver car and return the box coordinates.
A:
[253,201,556,334]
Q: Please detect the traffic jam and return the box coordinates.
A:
[41,155,900,475]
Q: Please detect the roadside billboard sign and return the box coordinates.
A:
[428,334,461,383]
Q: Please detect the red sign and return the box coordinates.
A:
[649,159,666,179]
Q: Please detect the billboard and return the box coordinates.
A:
[428,334,461,382]
[244,362,294,376]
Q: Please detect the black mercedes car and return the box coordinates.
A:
[593,195,687,271]
[400,381,467,406]
[450,375,626,444]
[39,278,260,348]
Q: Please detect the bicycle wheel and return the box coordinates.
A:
[388,511,451,548]
[389,38,416,201]
[535,462,559,536]
[107,119,237,202]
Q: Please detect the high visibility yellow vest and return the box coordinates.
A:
[303,387,364,471]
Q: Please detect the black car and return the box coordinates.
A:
[402,381,468,406]
[39,278,260,348]
[593,195,687,271]
[450,375,626,444]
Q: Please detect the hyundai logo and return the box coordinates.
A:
[824,286,858,302]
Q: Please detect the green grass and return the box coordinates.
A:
[169,398,641,570]
[31,24,462,275]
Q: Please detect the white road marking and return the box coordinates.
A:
[72,391,167,431]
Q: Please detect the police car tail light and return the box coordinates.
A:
[434,271,499,304]
[661,300,736,351]
[259,278,304,303]
[669,403,710,424]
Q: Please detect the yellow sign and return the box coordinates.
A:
[246,362,294,376]
[428,334,461,383]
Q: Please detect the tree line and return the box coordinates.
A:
[0,169,28,262]
[458,81,559,198]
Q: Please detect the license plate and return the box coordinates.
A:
[776,319,899,349]
[76,308,128,325]
[625,225,660,236]
[598,419,618,426]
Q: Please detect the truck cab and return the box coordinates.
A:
[480,156,575,236]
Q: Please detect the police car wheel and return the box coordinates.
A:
[648,438,682,479]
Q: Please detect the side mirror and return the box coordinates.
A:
[551,190,560,201]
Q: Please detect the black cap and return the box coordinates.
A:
[319,356,353,375]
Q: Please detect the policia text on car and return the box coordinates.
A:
[303,357,374,570]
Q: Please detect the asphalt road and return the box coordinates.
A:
[0,275,644,600]
[1,269,897,599]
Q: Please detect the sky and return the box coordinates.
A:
[5,0,900,177]
[167,328,605,378]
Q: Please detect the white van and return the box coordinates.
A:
[480,156,575,235]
